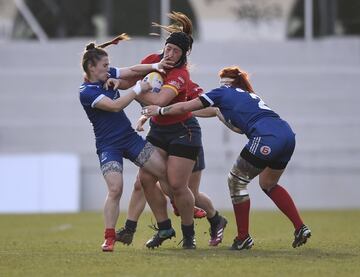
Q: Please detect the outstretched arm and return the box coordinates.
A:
[142,98,205,116]
[192,107,218,118]
[118,58,173,79]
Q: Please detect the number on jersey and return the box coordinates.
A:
[249,93,271,111]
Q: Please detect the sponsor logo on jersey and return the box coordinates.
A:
[260,146,271,155]
[168,80,181,90]
[177,76,185,83]
[113,91,119,100]
[100,152,108,163]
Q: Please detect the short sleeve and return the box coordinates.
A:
[187,82,203,100]
[79,86,105,108]
[199,88,223,107]
[108,67,120,78]
[141,54,160,64]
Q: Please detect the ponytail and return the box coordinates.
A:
[97,33,130,49]
[152,11,194,50]
[219,66,254,93]
[82,34,130,74]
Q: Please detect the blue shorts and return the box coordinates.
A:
[97,132,148,169]
[242,118,296,169]
[147,117,202,161]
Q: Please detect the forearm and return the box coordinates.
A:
[126,63,158,78]
[160,103,190,115]
[112,91,137,112]
[192,107,217,118]
[136,92,169,106]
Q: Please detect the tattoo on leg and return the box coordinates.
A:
[134,142,155,167]
[101,161,123,176]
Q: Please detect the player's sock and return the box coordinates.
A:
[105,228,116,239]
[233,199,250,240]
[125,219,137,233]
[263,184,303,230]
[158,219,172,230]
[207,210,221,227]
[181,222,195,237]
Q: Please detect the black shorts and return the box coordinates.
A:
[193,146,205,172]
[147,117,202,161]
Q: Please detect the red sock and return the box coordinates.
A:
[104,228,116,239]
[233,199,250,240]
[266,184,303,230]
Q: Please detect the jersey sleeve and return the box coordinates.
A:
[141,54,160,64]
[108,67,120,79]
[187,82,204,100]
[163,68,187,96]
[199,88,223,107]
[79,87,105,108]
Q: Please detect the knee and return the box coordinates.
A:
[227,170,251,204]
[168,181,187,196]
[259,181,277,192]
[107,183,123,199]
[134,175,143,191]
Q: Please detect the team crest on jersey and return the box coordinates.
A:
[100,152,108,163]
[260,146,271,155]
[169,80,181,89]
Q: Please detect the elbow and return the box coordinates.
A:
[111,105,123,113]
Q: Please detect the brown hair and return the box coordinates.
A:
[81,33,130,74]
[152,12,193,50]
[219,66,254,93]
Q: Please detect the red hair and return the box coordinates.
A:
[219,66,254,93]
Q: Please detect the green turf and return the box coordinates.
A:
[0,210,359,277]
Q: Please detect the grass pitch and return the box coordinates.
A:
[0,210,359,277]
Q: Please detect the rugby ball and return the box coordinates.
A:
[143,72,163,93]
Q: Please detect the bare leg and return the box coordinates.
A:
[167,156,195,226]
[127,175,146,222]
[188,170,216,218]
[101,161,123,251]
[138,168,168,223]
[103,171,123,229]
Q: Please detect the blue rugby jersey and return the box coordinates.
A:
[199,86,280,137]
[79,67,136,151]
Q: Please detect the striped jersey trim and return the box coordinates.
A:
[249,137,261,154]
[162,84,179,95]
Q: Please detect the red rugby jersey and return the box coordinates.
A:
[187,80,204,100]
[141,54,192,125]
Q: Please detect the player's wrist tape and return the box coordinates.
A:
[152,63,160,70]
[132,81,142,95]
[158,107,165,116]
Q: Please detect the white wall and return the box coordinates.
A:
[0,38,360,211]
[0,154,80,213]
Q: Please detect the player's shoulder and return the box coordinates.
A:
[166,65,189,81]
[141,53,161,64]
[79,83,101,94]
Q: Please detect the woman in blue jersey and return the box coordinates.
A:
[143,66,312,250]
[79,35,175,252]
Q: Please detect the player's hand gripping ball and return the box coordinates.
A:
[143,72,163,93]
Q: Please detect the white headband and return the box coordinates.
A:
[219,77,235,86]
